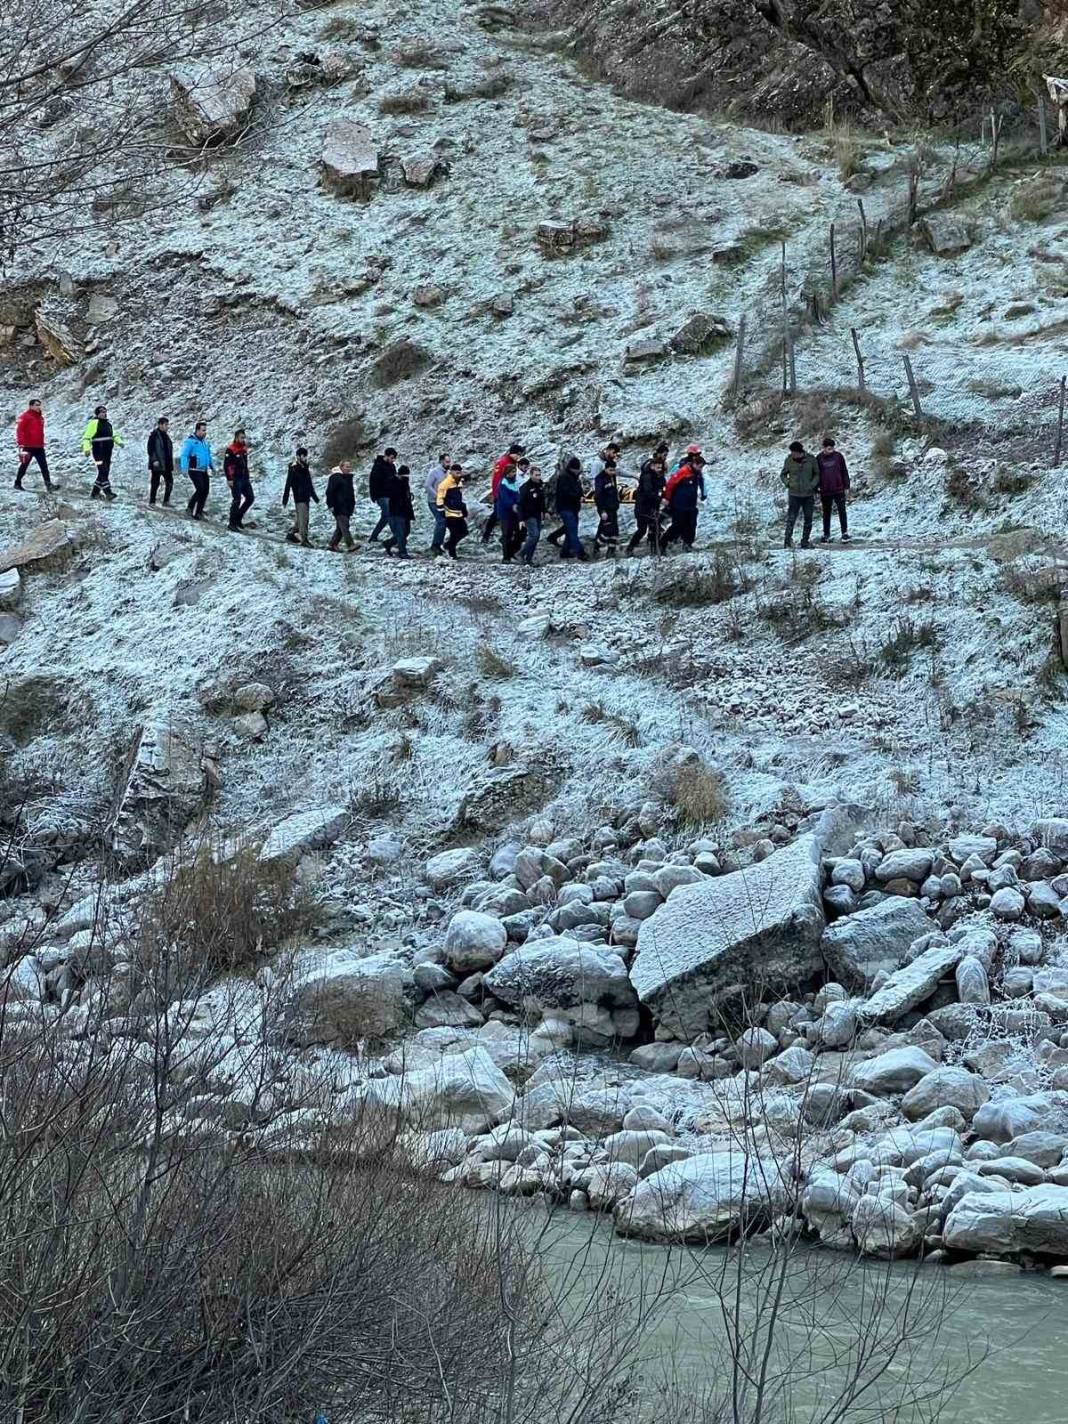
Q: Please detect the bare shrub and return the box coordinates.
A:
[653,550,747,606]
[139,845,319,977]
[879,616,940,671]
[371,339,431,388]
[377,88,432,114]
[0,676,71,746]
[1010,172,1063,222]
[581,702,641,747]
[476,645,518,679]
[673,760,730,827]
[993,464,1034,495]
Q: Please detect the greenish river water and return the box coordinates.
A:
[530,1208,1068,1424]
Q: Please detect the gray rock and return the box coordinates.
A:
[603,1128,674,1168]
[821,897,933,988]
[990,887,1026,920]
[1027,881,1062,919]
[850,1194,919,1257]
[622,890,661,920]
[360,1046,514,1135]
[851,1046,940,1095]
[259,804,348,865]
[631,833,825,1039]
[944,1185,1068,1258]
[284,948,406,1045]
[875,848,933,884]
[919,213,973,256]
[955,955,990,1005]
[321,117,381,198]
[171,66,256,145]
[831,858,866,893]
[972,1095,1053,1143]
[856,940,963,1026]
[949,834,997,865]
[762,1043,815,1086]
[629,1042,683,1072]
[1031,819,1068,856]
[976,1156,1046,1186]
[615,1150,790,1243]
[109,718,212,870]
[824,884,858,915]
[1006,1132,1068,1168]
[443,910,508,972]
[457,764,556,833]
[640,1144,692,1177]
[900,1067,989,1121]
[736,1026,778,1068]
[425,847,482,889]
[484,937,637,1012]
[415,991,485,1029]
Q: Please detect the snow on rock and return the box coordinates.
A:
[108,718,214,869]
[357,1046,514,1135]
[630,832,824,1039]
[283,947,408,1045]
[944,1186,1068,1258]
[0,521,73,573]
[321,116,381,198]
[615,1150,790,1243]
[455,762,557,832]
[850,1045,940,1095]
[855,939,964,1026]
[900,1066,990,1121]
[0,567,20,607]
[171,67,257,145]
[820,896,933,988]
[443,910,508,972]
[484,937,637,1014]
[425,847,483,889]
[258,804,349,864]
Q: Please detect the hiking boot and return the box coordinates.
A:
[91,485,101,500]
[800,540,812,549]
[13,479,23,491]
[820,534,830,543]
[522,556,533,566]
[841,532,852,542]
[104,488,116,502]
[783,539,793,548]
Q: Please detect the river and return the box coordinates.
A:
[521,1205,1068,1424]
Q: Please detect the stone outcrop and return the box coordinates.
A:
[944,1186,1068,1258]
[108,719,215,869]
[455,763,556,832]
[855,940,963,1026]
[171,67,257,145]
[0,521,74,574]
[321,118,381,198]
[821,897,932,987]
[630,833,825,1038]
[284,948,407,1045]
[258,805,349,865]
[615,1150,790,1242]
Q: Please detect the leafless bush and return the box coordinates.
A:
[653,550,748,606]
[477,645,518,679]
[581,702,641,747]
[673,760,730,827]
[879,616,940,671]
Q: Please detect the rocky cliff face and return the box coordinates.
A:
[523,0,1039,127]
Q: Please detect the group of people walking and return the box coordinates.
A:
[11,401,855,557]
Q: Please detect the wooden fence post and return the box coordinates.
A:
[786,333,797,396]
[1055,375,1067,468]
[830,222,838,300]
[731,314,747,398]
[857,199,868,265]
[851,328,866,393]
[907,167,919,227]
[780,241,789,394]
[1039,95,1049,157]
[903,354,923,419]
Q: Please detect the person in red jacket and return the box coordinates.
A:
[14,400,57,492]
[481,442,525,544]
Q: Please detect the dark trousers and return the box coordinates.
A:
[481,511,498,543]
[187,469,210,517]
[520,517,541,563]
[228,474,254,528]
[785,495,814,546]
[628,512,661,553]
[149,466,173,504]
[330,513,355,549]
[16,447,50,487]
[595,510,619,550]
[501,513,522,561]
[370,495,390,541]
[92,448,113,490]
[384,514,411,557]
[664,509,698,547]
[445,517,468,557]
[557,509,582,557]
[821,492,848,538]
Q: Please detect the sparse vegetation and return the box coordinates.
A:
[993,464,1035,495]
[377,88,432,115]
[476,645,518,679]
[652,550,747,607]
[0,677,71,747]
[581,702,641,746]
[879,616,940,671]
[1009,172,1064,223]
[672,759,729,827]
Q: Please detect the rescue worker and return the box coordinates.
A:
[662,451,706,549]
[628,447,667,554]
[81,404,123,500]
[593,458,621,556]
[518,465,546,566]
[14,399,56,491]
[482,442,524,544]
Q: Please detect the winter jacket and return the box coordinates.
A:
[491,453,516,497]
[436,471,461,510]
[441,479,467,519]
[594,470,620,515]
[16,408,44,449]
[147,428,173,473]
[591,452,622,482]
[816,450,850,495]
[369,455,396,501]
[388,474,415,520]
[635,461,665,517]
[180,435,213,474]
[283,461,318,506]
[555,467,583,514]
[664,463,702,512]
[495,475,520,520]
[223,442,249,484]
[326,467,356,517]
[781,453,820,497]
[518,480,546,521]
[81,417,123,455]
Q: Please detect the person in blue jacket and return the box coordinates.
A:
[661,451,706,549]
[496,465,522,562]
[180,422,214,520]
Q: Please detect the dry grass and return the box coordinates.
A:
[392,39,450,68]
[0,676,70,747]
[652,550,747,607]
[372,339,430,387]
[322,416,369,469]
[581,702,640,747]
[1009,172,1063,223]
[672,760,730,828]
[476,646,518,679]
[879,616,939,671]
[377,88,431,115]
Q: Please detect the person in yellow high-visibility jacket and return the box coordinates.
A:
[81,404,124,500]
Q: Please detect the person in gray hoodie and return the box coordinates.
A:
[780,440,820,549]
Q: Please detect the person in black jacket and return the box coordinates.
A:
[627,447,668,554]
[442,468,469,559]
[326,461,357,551]
[548,456,586,560]
[147,417,174,506]
[282,447,318,545]
[383,465,415,560]
[518,466,546,566]
[368,447,398,542]
[593,459,621,556]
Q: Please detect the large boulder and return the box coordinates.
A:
[321,117,381,198]
[108,718,214,869]
[630,833,824,1038]
[615,1150,791,1243]
[850,1045,939,1095]
[856,940,963,1026]
[171,67,257,145]
[283,948,407,1045]
[0,520,74,573]
[900,1066,989,1121]
[944,1186,1068,1258]
[484,937,637,1012]
[359,1046,514,1134]
[455,763,556,832]
[821,897,932,987]
[258,804,349,865]
[443,911,508,972]
[972,1094,1057,1144]
[425,847,482,889]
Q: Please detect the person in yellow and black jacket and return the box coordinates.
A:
[436,464,469,560]
[81,404,123,500]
